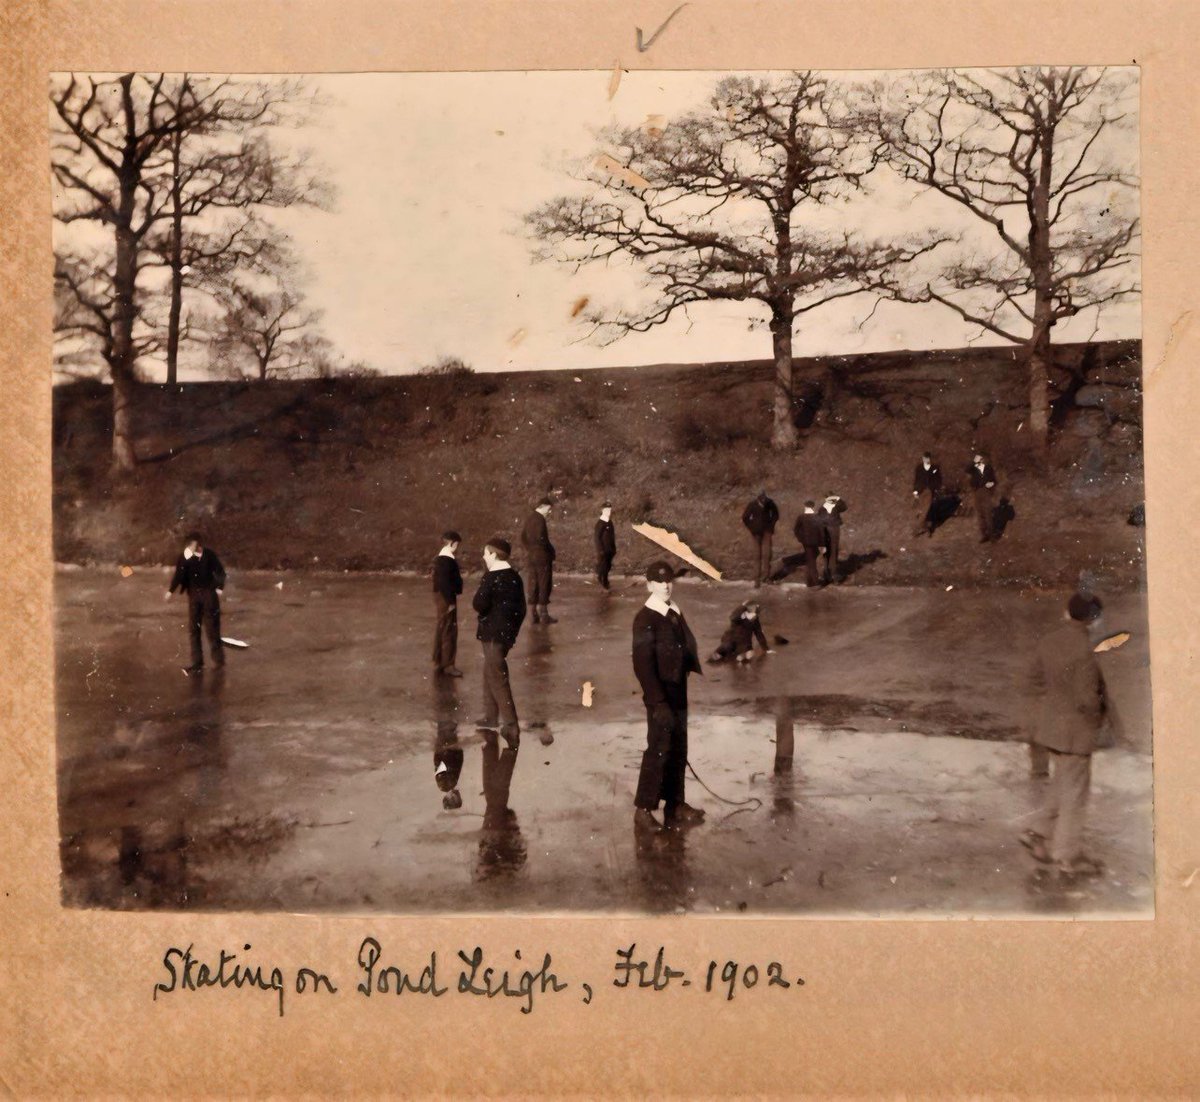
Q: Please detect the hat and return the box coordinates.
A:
[645,560,677,583]
[442,790,463,811]
[537,496,553,508]
[442,529,462,543]
[601,501,612,509]
[803,500,815,509]
[1068,592,1103,622]
[486,537,511,559]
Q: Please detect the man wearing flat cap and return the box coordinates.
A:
[1020,591,1113,880]
[473,537,527,743]
[594,502,617,591]
[431,530,463,677]
[521,498,557,624]
[631,561,705,831]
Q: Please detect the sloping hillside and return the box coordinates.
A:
[52,341,1145,589]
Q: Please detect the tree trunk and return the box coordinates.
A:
[165,132,184,386]
[109,74,141,472]
[1027,316,1053,450]
[1026,102,1057,456]
[770,308,797,449]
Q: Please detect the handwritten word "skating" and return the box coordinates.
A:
[153,943,288,1017]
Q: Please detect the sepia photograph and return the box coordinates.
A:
[50,65,1149,916]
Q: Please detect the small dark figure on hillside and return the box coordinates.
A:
[742,489,780,586]
[594,502,617,590]
[709,600,775,664]
[912,451,943,537]
[632,561,705,834]
[473,537,527,743]
[819,492,848,583]
[165,532,226,674]
[794,501,824,587]
[431,529,463,677]
[968,453,998,542]
[521,497,557,623]
[1020,592,1116,882]
[434,720,464,810]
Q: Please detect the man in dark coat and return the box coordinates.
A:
[521,498,557,623]
[431,529,464,677]
[1020,592,1113,879]
[473,537,527,742]
[708,600,774,664]
[594,502,617,590]
[911,452,943,537]
[165,531,226,673]
[818,493,847,584]
[794,501,824,587]
[742,490,780,586]
[632,561,705,832]
[968,453,998,542]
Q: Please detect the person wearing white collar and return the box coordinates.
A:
[631,561,704,832]
[431,529,463,677]
[165,531,226,674]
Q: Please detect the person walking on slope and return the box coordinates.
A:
[911,452,943,538]
[742,490,780,586]
[473,537,527,744]
[521,497,557,623]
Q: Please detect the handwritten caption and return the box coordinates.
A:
[152,939,806,1017]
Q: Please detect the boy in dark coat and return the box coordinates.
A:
[742,490,780,586]
[594,503,617,590]
[709,601,774,663]
[431,530,463,677]
[794,501,824,587]
[473,537,527,742]
[521,498,557,623]
[911,452,943,537]
[165,532,226,673]
[632,561,705,832]
[1020,592,1113,879]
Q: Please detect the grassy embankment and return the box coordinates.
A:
[53,341,1145,590]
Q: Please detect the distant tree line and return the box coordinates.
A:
[526,67,1140,454]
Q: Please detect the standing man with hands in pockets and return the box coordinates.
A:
[521,497,557,624]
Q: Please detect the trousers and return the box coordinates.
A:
[528,558,553,606]
[974,486,995,539]
[187,589,223,668]
[480,640,519,733]
[634,694,688,812]
[752,532,773,586]
[1029,748,1092,863]
[802,544,820,587]
[822,528,840,580]
[432,596,458,670]
[596,552,615,589]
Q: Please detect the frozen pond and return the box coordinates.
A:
[55,569,1154,915]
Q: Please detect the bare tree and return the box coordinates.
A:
[153,75,327,385]
[876,66,1140,451]
[50,74,198,468]
[213,272,324,381]
[51,72,330,468]
[526,72,941,448]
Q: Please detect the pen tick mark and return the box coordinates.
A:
[636,3,688,52]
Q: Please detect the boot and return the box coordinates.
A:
[539,605,558,624]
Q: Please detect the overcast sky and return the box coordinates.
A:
[60,69,1142,378]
